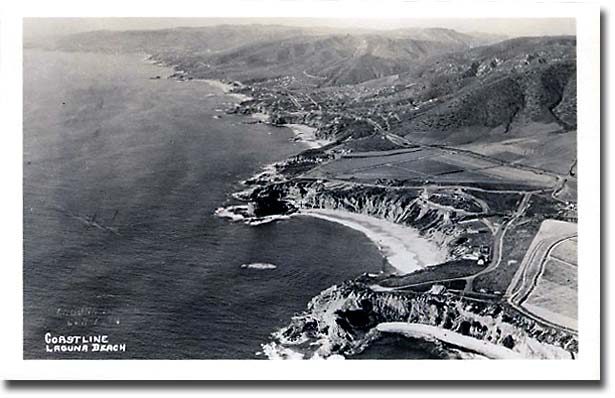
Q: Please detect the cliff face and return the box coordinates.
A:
[251,180,473,254]
[248,179,576,360]
[263,281,578,359]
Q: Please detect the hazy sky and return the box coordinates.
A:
[24,17,576,40]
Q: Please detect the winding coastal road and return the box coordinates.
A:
[295,129,577,334]
[375,193,531,293]
[463,193,532,292]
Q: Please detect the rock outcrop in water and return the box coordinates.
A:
[263,281,577,359]
[245,178,577,359]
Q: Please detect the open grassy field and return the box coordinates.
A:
[523,255,578,330]
[309,146,559,188]
[523,237,577,330]
[378,259,486,289]
[506,221,578,330]
[461,129,576,176]
[342,165,426,181]
[554,177,578,203]
[467,190,522,214]
[473,218,542,294]
[550,237,577,264]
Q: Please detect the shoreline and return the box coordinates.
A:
[166,69,444,277]
[200,70,575,360]
[201,79,331,150]
[195,78,331,150]
[142,56,255,103]
[284,124,334,149]
[200,79,254,102]
[250,113,332,150]
[376,322,522,359]
[200,72,516,359]
[216,205,448,275]
[296,208,448,275]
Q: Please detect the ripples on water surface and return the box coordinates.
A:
[23,50,392,359]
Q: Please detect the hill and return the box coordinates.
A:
[34,25,504,87]
[193,33,477,86]
[387,36,577,139]
[27,24,312,54]
[33,25,575,176]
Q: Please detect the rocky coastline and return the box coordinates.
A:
[149,53,578,359]
[215,151,578,359]
[262,280,577,359]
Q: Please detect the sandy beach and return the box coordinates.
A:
[376,323,521,359]
[201,79,233,92]
[251,112,270,123]
[297,209,447,274]
[201,79,253,102]
[201,81,329,149]
[285,124,333,149]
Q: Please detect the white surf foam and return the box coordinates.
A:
[296,208,447,275]
[241,263,277,270]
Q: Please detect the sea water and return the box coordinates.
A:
[23,49,436,359]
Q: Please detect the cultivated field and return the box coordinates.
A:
[523,256,578,330]
[308,146,559,188]
[554,177,578,203]
[461,127,577,176]
[507,220,578,331]
[550,237,577,264]
[472,218,541,294]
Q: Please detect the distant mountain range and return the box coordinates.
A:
[376,36,577,140]
[32,25,310,54]
[30,24,575,154]
[199,34,466,86]
[30,25,505,86]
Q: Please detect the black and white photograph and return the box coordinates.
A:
[0,0,605,383]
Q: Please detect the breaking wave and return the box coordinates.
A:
[241,262,277,270]
[258,280,577,360]
[214,205,290,226]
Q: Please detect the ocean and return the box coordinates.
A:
[23,49,436,359]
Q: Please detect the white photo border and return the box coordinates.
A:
[0,0,601,380]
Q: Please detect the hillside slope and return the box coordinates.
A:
[382,36,577,141]
[36,26,575,174]
[197,34,475,86]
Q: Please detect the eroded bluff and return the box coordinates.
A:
[249,179,483,253]
[264,281,578,359]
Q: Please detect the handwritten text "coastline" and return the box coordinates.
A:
[45,332,126,353]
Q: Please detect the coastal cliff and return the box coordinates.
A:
[263,281,578,359]
[188,30,580,359]
[235,177,577,359]
[27,24,580,361]
[248,179,478,258]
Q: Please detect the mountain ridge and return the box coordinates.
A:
[30,25,575,175]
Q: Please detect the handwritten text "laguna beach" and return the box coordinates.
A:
[45,332,126,353]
